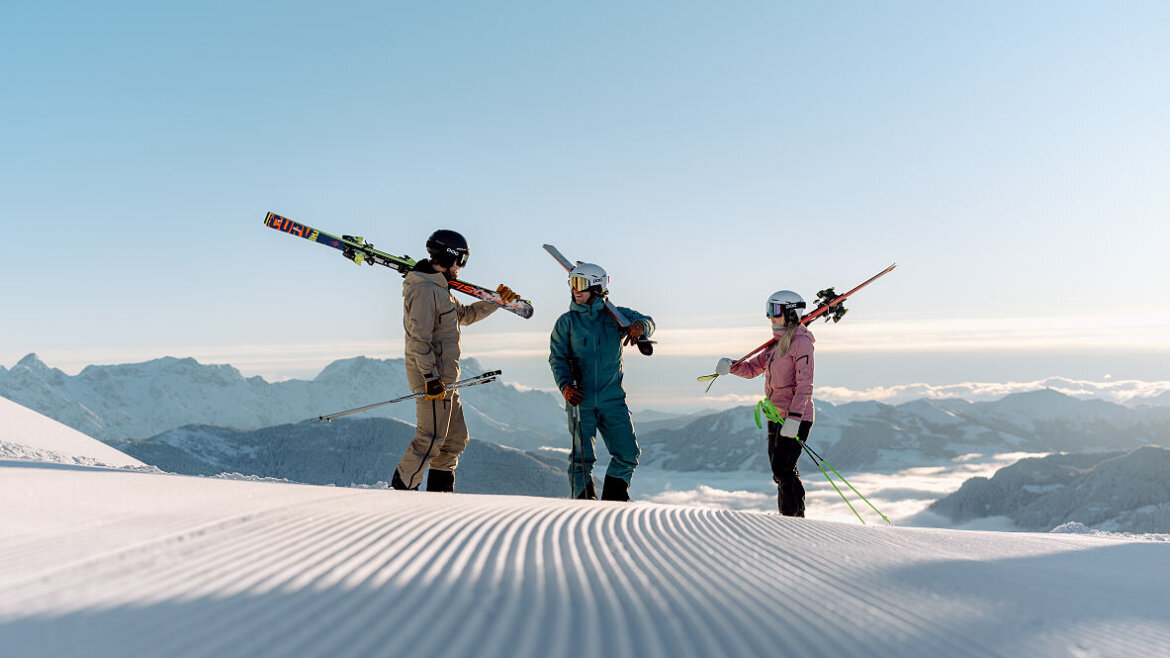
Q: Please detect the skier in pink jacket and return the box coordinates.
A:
[716,290,815,517]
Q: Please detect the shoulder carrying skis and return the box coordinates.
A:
[543,244,655,356]
[264,212,534,319]
[698,263,896,390]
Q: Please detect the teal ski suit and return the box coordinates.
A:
[549,296,654,497]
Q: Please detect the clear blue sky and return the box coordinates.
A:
[3,1,1169,408]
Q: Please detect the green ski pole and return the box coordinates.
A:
[802,442,866,524]
[754,399,889,525]
[802,442,892,526]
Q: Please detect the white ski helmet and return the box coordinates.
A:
[568,263,608,294]
[766,290,805,321]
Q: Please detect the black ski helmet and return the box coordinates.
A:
[425,229,469,268]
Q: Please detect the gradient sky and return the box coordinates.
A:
[3,1,1169,410]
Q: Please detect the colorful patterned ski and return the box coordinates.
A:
[264,212,533,319]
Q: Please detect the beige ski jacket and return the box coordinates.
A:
[402,266,497,391]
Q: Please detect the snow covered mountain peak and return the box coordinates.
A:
[14,352,51,371]
[7,353,68,385]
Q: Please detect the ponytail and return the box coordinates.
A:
[777,321,799,357]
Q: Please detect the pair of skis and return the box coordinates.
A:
[264,213,534,319]
[314,370,502,423]
[698,263,896,391]
[542,244,656,356]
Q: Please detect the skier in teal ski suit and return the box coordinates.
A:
[549,262,654,501]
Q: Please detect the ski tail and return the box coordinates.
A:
[542,244,574,271]
[801,263,896,324]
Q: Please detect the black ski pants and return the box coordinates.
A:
[767,420,813,517]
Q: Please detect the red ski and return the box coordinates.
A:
[698,263,896,390]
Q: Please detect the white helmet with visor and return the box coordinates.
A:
[568,263,608,295]
[766,290,805,322]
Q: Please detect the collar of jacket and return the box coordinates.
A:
[570,296,607,317]
[405,267,450,290]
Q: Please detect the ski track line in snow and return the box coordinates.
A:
[3,466,1170,657]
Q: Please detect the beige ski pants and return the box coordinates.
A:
[394,390,468,489]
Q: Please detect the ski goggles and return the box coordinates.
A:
[766,300,805,318]
[442,248,469,267]
[569,275,594,291]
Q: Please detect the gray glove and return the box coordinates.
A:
[715,357,733,376]
[779,418,800,439]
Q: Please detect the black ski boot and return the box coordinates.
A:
[601,476,630,502]
[426,469,455,493]
[776,475,806,517]
[391,470,417,491]
[576,479,597,500]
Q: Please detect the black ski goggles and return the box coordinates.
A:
[440,249,468,267]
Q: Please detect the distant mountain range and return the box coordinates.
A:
[639,389,1170,472]
[109,417,567,497]
[929,445,1170,533]
[5,353,1170,484]
[0,353,566,451]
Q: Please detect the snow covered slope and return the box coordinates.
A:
[2,463,1169,658]
[0,395,144,468]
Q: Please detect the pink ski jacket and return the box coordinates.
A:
[730,324,815,423]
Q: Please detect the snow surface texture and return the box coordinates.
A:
[3,464,1170,658]
[4,399,1170,657]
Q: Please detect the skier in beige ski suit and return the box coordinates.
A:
[390,229,519,492]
